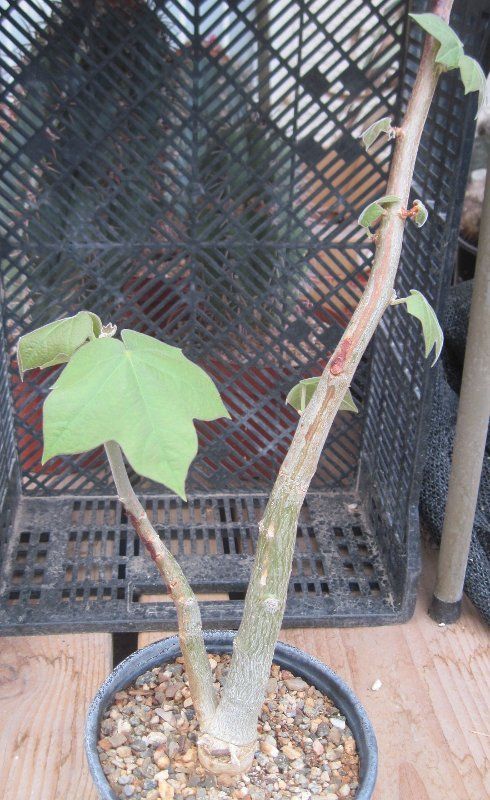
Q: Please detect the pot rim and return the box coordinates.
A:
[85,630,377,800]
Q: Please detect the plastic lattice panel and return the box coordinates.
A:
[0,321,16,564]
[0,0,407,495]
[360,0,488,554]
[0,0,488,632]
[0,492,394,633]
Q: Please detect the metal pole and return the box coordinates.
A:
[429,150,490,623]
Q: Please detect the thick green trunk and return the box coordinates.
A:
[200,362,353,767]
[201,490,301,754]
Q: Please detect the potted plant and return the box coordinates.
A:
[15,5,484,799]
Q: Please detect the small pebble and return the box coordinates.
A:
[281,744,302,760]
[98,737,112,752]
[109,733,128,748]
[146,732,167,746]
[328,727,342,746]
[284,677,309,692]
[371,678,382,691]
[260,741,278,758]
[157,777,174,799]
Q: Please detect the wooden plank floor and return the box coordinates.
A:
[0,633,112,800]
[137,553,490,800]
[0,550,488,800]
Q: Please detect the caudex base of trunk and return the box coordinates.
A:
[197,734,256,776]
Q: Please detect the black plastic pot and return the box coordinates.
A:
[85,631,378,799]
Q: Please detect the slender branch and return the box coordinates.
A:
[104,441,217,726]
[199,0,454,765]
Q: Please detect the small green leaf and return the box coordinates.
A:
[286,377,358,415]
[42,330,230,498]
[17,310,102,378]
[459,55,487,115]
[361,117,393,153]
[340,388,358,413]
[286,377,319,414]
[88,313,103,337]
[409,13,463,70]
[413,199,428,228]
[396,290,444,366]
[358,195,401,230]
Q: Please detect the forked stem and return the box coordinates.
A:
[104,440,217,727]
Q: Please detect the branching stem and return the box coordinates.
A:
[198,0,454,771]
[104,441,217,726]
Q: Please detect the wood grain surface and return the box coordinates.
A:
[138,550,490,800]
[0,633,112,800]
[0,549,487,800]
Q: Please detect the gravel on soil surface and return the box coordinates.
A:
[98,653,360,800]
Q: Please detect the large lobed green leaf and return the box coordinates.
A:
[17,311,102,378]
[42,330,230,498]
[409,13,463,70]
[286,377,358,415]
[396,290,444,366]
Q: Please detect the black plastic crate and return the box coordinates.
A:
[0,0,487,633]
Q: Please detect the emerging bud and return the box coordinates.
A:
[99,322,117,338]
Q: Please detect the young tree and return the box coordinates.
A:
[17,0,484,777]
